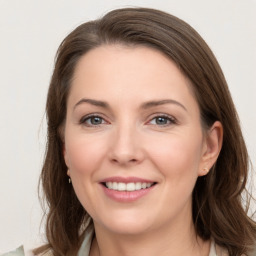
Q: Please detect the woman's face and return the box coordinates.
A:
[64,45,215,235]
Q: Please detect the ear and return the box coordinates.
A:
[198,121,223,176]
[59,124,70,168]
[63,143,70,168]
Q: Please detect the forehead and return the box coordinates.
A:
[69,44,197,109]
[73,44,187,83]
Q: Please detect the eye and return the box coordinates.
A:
[80,115,107,126]
[148,115,176,126]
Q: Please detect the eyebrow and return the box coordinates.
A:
[141,99,187,112]
[73,98,110,111]
[73,98,187,112]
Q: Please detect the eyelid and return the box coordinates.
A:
[146,113,178,125]
[79,113,110,126]
[78,112,177,127]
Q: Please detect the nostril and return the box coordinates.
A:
[110,157,138,164]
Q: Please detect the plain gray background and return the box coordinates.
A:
[0,0,255,252]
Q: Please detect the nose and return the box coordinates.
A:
[108,125,145,166]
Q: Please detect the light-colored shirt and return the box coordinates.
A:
[0,235,227,256]
[77,226,227,256]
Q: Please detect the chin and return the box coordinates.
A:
[94,210,156,235]
[105,222,152,236]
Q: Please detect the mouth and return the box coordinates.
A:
[102,181,157,192]
[99,177,157,202]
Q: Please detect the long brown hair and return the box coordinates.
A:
[36,7,256,256]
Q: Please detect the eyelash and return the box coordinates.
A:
[79,113,177,127]
[147,114,177,126]
[79,114,108,127]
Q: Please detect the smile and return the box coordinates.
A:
[100,177,157,202]
[104,182,155,191]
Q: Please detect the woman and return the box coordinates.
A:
[3,7,256,256]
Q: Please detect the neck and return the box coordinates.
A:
[90,217,210,256]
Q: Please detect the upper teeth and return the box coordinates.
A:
[105,182,153,191]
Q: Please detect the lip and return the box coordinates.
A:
[100,176,156,183]
[99,176,157,203]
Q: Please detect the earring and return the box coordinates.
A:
[67,169,71,184]
[203,167,208,174]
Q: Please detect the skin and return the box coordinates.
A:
[64,45,223,256]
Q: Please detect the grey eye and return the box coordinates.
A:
[80,115,106,126]
[87,116,103,125]
[149,116,173,125]
[155,117,169,125]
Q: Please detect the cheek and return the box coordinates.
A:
[147,132,203,178]
[64,131,108,176]
[64,130,109,214]
[147,133,203,212]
